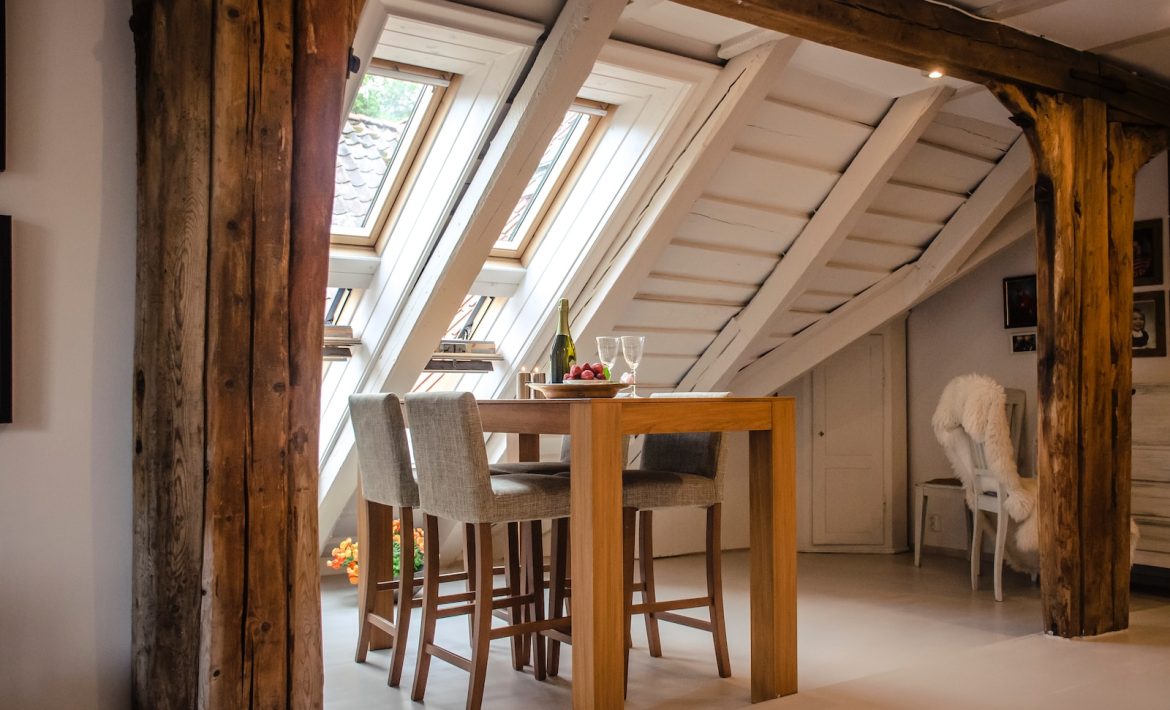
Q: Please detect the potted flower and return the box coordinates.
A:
[327,519,425,590]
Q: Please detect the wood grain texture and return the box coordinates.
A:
[748,398,798,701]
[130,1,211,706]
[133,1,355,706]
[569,400,625,708]
[674,0,1170,129]
[993,83,1168,637]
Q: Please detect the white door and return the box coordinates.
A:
[811,334,886,546]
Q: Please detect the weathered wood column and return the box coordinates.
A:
[993,84,1167,637]
[131,1,357,707]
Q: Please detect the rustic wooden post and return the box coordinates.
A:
[131,1,357,707]
[993,84,1167,637]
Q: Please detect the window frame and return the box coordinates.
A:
[489,99,609,261]
[330,60,452,249]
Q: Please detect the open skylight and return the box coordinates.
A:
[491,102,606,258]
[331,63,448,247]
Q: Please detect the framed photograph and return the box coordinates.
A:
[1,216,10,423]
[1133,219,1163,287]
[1010,332,1037,353]
[1132,291,1167,358]
[1003,275,1037,329]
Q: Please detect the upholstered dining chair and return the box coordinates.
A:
[405,391,573,710]
[545,391,733,682]
[348,393,423,687]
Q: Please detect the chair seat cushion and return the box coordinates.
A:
[620,469,719,510]
[490,461,570,475]
[486,474,572,522]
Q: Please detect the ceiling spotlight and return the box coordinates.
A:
[926,69,945,79]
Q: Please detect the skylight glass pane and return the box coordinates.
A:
[494,109,593,250]
[331,73,435,238]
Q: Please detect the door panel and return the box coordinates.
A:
[812,334,885,546]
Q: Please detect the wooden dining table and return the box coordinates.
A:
[477,395,797,708]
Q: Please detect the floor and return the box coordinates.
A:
[322,551,1170,709]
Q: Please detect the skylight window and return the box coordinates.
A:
[491,102,606,258]
[331,62,448,247]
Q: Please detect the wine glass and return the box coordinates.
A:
[620,336,644,397]
[596,337,620,379]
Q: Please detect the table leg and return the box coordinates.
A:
[570,401,624,709]
[518,432,540,462]
[747,398,797,701]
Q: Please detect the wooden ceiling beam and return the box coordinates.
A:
[674,0,1170,128]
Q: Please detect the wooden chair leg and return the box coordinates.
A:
[623,507,637,696]
[467,523,495,710]
[706,504,731,678]
[410,514,442,702]
[637,510,662,658]
[971,511,983,591]
[463,522,477,636]
[913,485,926,567]
[505,521,525,671]
[356,495,394,660]
[993,508,1008,602]
[526,520,547,681]
[547,517,568,677]
[388,506,414,687]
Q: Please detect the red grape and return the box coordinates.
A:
[580,369,595,380]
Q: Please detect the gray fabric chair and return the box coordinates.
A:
[348,393,420,687]
[546,392,732,682]
[489,436,572,475]
[404,391,572,710]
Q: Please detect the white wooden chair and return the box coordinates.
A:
[918,382,1027,602]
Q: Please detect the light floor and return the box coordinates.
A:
[322,552,1170,709]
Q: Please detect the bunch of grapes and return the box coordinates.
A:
[564,361,609,381]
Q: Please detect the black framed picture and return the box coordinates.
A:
[1132,291,1167,358]
[1,216,10,423]
[1010,332,1036,353]
[1003,274,1037,329]
[1133,219,1163,287]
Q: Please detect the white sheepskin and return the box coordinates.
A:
[932,373,1138,572]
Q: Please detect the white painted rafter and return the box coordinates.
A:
[568,38,803,354]
[677,84,954,392]
[730,136,1034,395]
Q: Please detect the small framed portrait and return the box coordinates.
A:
[1010,333,1037,353]
[1132,291,1167,358]
[1133,219,1164,287]
[1003,275,1037,329]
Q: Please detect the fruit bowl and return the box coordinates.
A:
[528,381,626,399]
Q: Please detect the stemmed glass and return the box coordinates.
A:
[620,336,644,397]
[596,337,620,379]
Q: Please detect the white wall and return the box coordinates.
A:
[907,152,1170,553]
[0,1,135,707]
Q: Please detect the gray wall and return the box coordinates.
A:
[0,1,136,706]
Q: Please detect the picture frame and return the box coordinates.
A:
[1003,274,1037,329]
[1,216,10,423]
[1132,291,1167,358]
[1133,219,1163,287]
[1010,332,1036,353]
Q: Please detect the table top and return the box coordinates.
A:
[477,396,790,435]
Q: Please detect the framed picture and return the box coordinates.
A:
[1133,219,1163,287]
[1132,291,1167,358]
[1,216,10,423]
[1003,275,1037,329]
[1010,332,1036,353]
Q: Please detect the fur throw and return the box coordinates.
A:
[932,374,1038,559]
[931,373,1139,571]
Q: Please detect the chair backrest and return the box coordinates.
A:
[640,392,730,485]
[967,389,1025,497]
[349,393,420,508]
[404,391,495,523]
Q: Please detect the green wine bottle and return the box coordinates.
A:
[550,298,577,383]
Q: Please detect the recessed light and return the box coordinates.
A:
[926,69,945,79]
